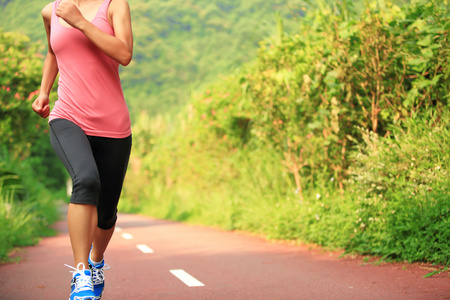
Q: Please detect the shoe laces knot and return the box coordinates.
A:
[65,262,94,292]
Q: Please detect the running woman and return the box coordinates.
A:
[32,0,133,299]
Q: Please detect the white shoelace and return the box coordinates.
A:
[91,263,110,285]
[65,263,94,292]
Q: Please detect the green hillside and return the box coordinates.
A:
[0,0,303,116]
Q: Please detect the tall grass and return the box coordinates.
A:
[121,107,449,264]
[0,152,61,263]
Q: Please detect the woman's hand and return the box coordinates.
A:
[56,0,86,29]
[54,0,133,66]
[32,94,50,118]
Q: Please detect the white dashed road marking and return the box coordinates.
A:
[137,244,154,254]
[170,269,205,287]
[117,225,202,288]
[122,233,133,240]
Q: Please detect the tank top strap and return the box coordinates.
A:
[53,0,59,16]
[97,0,112,19]
[51,0,60,26]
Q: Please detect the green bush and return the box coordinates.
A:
[0,30,65,262]
[347,111,450,263]
[121,0,450,265]
[0,30,65,190]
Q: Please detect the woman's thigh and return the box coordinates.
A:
[49,119,100,205]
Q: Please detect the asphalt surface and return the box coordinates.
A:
[0,211,449,299]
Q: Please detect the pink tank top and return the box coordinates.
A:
[49,0,131,138]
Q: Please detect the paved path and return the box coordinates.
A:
[0,212,449,299]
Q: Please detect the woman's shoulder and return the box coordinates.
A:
[109,0,130,11]
[41,2,55,21]
[108,0,131,24]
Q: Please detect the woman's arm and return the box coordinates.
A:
[56,0,133,66]
[32,2,59,119]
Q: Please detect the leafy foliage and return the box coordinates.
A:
[197,0,448,187]
[1,32,42,155]
[347,112,450,263]
[122,0,450,265]
[0,30,65,189]
[0,31,64,262]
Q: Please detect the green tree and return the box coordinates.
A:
[0,30,62,262]
[0,30,64,189]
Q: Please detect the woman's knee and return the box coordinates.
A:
[71,171,101,205]
[97,210,117,230]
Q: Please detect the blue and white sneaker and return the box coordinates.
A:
[66,263,95,300]
[88,254,110,299]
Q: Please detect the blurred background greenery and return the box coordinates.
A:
[1,0,308,116]
[1,0,449,267]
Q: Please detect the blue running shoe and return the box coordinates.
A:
[66,263,95,300]
[88,253,110,299]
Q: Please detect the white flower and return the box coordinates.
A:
[316,193,321,199]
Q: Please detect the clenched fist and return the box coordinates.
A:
[32,95,50,118]
[56,0,85,29]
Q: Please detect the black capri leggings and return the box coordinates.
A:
[49,119,132,230]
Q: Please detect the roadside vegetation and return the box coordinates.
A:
[121,0,450,266]
[0,31,65,262]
